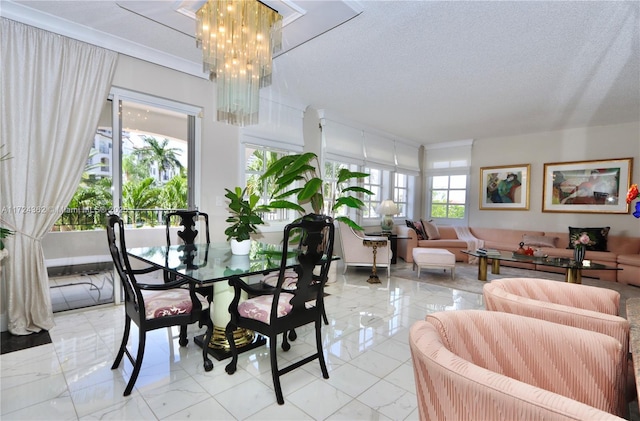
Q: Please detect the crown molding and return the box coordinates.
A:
[0,0,208,79]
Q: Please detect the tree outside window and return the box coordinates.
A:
[430,174,466,219]
[244,145,288,221]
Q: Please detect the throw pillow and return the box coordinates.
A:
[568,227,610,251]
[414,220,427,239]
[522,234,557,248]
[422,219,441,240]
[405,220,426,240]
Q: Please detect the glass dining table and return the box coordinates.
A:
[127,241,299,360]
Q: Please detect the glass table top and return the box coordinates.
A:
[127,241,299,284]
[462,249,619,271]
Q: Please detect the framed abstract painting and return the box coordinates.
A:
[479,164,530,210]
[542,157,633,214]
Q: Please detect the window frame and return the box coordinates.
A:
[427,171,469,224]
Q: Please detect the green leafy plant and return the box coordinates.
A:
[0,145,13,250]
[259,152,372,230]
[224,187,267,242]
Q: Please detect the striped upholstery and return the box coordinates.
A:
[410,310,626,420]
[483,278,629,350]
[483,277,633,406]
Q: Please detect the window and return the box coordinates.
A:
[244,144,289,222]
[324,160,361,219]
[430,174,467,219]
[393,173,409,218]
[363,167,382,218]
[54,90,199,231]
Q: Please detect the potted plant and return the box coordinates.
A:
[259,152,372,230]
[224,187,267,255]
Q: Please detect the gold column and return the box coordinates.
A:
[478,255,488,281]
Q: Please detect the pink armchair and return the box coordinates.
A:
[410,310,627,420]
[483,277,629,351]
[483,277,633,405]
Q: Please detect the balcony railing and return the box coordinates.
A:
[52,208,185,231]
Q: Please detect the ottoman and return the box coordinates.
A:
[412,248,456,279]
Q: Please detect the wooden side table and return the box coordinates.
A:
[362,237,388,284]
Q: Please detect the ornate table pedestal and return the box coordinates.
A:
[362,238,388,284]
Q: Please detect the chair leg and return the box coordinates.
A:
[224,322,238,375]
[202,318,213,372]
[316,318,329,380]
[281,332,290,351]
[288,329,297,341]
[322,308,329,325]
[123,329,146,396]
[270,335,285,405]
[111,315,131,369]
[179,325,188,347]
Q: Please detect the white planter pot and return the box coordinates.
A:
[230,239,251,255]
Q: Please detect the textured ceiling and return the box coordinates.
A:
[4,0,639,145]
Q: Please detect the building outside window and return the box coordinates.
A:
[54,92,197,231]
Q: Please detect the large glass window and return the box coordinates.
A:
[363,167,382,218]
[53,93,197,231]
[244,145,289,221]
[324,160,361,219]
[393,173,409,218]
[430,174,467,219]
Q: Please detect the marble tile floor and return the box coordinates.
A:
[49,272,114,313]
[1,262,635,420]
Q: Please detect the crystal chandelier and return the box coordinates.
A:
[195,0,282,126]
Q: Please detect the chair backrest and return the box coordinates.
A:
[272,214,335,321]
[165,211,210,246]
[106,214,143,311]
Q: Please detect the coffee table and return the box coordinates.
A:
[462,250,621,283]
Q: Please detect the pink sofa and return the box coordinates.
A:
[409,310,627,420]
[396,225,640,283]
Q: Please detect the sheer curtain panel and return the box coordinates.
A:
[0,19,118,334]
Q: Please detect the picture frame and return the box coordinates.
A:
[479,164,530,210]
[542,157,633,214]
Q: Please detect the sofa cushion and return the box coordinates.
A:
[406,220,426,240]
[422,219,441,240]
[522,234,557,248]
[568,227,610,251]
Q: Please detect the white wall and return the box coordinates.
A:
[40,56,640,263]
[469,121,640,236]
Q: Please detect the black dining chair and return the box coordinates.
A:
[106,214,213,396]
[224,213,335,405]
[165,210,210,246]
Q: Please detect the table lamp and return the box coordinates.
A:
[376,200,399,232]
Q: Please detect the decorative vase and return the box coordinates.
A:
[573,246,585,264]
[230,238,251,255]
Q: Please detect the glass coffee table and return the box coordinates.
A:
[462,250,620,283]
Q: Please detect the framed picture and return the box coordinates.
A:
[542,157,633,214]
[479,164,530,210]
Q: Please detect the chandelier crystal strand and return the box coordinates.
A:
[196,0,282,126]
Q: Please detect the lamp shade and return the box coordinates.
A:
[376,200,399,215]
[376,200,398,232]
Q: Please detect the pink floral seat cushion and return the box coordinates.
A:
[261,269,298,290]
[238,293,296,324]
[142,289,209,320]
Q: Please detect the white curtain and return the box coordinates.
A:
[0,19,118,334]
